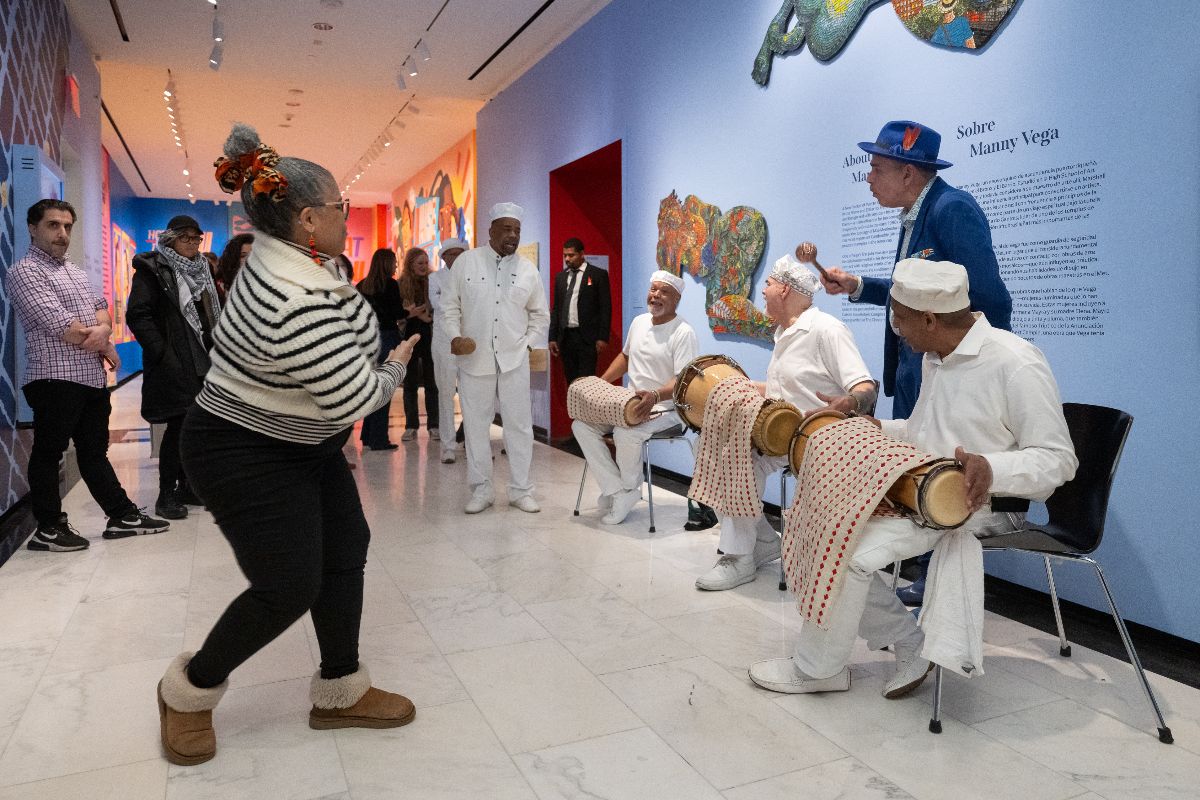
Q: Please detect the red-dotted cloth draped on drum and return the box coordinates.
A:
[783,417,937,629]
[687,376,763,518]
[566,376,637,427]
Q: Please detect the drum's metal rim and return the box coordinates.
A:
[672,354,748,432]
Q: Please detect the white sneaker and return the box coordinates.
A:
[465,491,494,514]
[597,493,614,513]
[883,630,932,699]
[695,553,757,591]
[401,430,417,442]
[753,534,781,566]
[430,428,440,441]
[601,489,639,525]
[510,495,540,513]
[440,450,456,464]
[749,658,850,694]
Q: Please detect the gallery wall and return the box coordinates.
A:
[476,0,1200,641]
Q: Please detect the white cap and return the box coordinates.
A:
[649,269,684,295]
[489,202,524,223]
[440,237,468,256]
[890,259,970,313]
[770,253,820,297]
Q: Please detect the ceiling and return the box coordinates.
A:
[65,0,611,205]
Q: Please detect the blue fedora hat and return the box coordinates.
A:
[858,120,953,169]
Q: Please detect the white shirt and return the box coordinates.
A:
[564,264,588,328]
[440,245,550,376]
[880,314,1077,501]
[428,267,451,344]
[765,306,872,411]
[623,313,698,411]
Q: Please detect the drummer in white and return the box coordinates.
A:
[440,204,550,514]
[748,260,1077,699]
[696,256,876,591]
[573,271,698,525]
[428,237,469,464]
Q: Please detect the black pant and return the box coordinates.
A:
[402,329,439,431]
[181,407,370,686]
[360,328,402,447]
[560,328,598,386]
[23,380,136,526]
[158,414,186,492]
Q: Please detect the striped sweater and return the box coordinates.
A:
[196,234,405,443]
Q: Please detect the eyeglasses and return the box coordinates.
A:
[319,199,351,219]
[176,234,203,244]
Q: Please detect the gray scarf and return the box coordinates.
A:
[157,243,220,341]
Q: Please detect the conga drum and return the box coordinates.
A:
[787,409,849,473]
[750,400,802,457]
[567,376,647,428]
[884,458,969,530]
[672,354,748,431]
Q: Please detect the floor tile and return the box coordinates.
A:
[722,755,916,800]
[356,620,469,709]
[407,583,550,654]
[0,758,167,800]
[658,604,801,674]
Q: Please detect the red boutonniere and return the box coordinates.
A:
[586,277,592,286]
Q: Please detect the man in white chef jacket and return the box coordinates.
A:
[440,203,550,514]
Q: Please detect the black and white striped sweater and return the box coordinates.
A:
[195,234,404,444]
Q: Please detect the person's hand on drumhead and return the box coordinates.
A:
[387,334,421,366]
[631,390,657,423]
[955,446,993,514]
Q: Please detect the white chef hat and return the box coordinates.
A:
[770,253,820,297]
[890,258,970,312]
[649,269,684,295]
[489,202,524,223]
[440,237,468,255]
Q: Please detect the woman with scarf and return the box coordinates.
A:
[127,215,221,519]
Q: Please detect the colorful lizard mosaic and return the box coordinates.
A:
[656,191,773,340]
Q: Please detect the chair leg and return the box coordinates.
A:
[928,665,943,734]
[573,461,588,517]
[1088,560,1174,744]
[778,470,789,591]
[1043,556,1071,657]
[890,560,902,590]
[644,440,656,533]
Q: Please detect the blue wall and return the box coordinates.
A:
[477,0,1200,641]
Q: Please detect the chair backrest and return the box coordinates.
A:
[1042,402,1133,553]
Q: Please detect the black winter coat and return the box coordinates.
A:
[126,252,213,422]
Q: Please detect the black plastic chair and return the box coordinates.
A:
[928,403,1173,744]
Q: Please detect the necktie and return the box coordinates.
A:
[566,268,580,297]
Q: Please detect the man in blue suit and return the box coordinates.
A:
[821,120,1011,603]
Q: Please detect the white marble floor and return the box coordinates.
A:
[0,380,1197,799]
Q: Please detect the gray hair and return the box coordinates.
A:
[222,123,337,240]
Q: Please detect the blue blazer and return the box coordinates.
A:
[855,177,1011,418]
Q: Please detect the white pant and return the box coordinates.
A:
[717,451,787,555]
[431,335,457,453]
[459,361,534,500]
[573,412,684,497]
[792,511,1019,679]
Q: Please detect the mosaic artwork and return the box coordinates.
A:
[656,191,773,340]
[752,0,1022,85]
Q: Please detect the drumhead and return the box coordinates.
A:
[916,462,969,529]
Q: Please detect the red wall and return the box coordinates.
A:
[548,140,623,440]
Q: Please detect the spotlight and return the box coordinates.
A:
[405,57,418,78]
[209,43,223,70]
[212,18,224,42]
[395,73,407,91]
[417,40,430,61]
[183,169,190,176]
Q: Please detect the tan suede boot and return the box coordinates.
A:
[157,652,227,765]
[308,665,416,730]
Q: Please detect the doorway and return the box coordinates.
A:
[547,140,622,441]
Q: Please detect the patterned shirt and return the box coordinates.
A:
[6,245,108,388]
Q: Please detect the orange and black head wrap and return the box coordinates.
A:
[214,144,289,202]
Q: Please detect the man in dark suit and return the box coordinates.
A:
[549,237,612,386]
[819,120,1012,605]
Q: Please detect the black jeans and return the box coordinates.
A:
[560,328,598,386]
[23,380,136,526]
[158,414,186,492]
[402,324,439,431]
[360,328,402,448]
[181,406,371,686]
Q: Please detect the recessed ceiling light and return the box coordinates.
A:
[288,89,304,95]
[313,22,333,31]
[182,169,190,176]
[279,123,291,128]
[286,101,301,107]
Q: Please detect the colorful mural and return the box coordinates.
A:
[391,131,476,262]
[752,0,1021,85]
[109,224,137,345]
[656,191,773,340]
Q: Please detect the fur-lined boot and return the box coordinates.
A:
[308,664,415,730]
[157,652,227,765]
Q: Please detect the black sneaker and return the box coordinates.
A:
[154,492,187,520]
[27,520,90,552]
[175,483,204,506]
[104,508,172,539]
